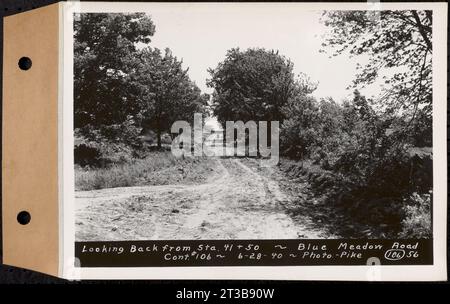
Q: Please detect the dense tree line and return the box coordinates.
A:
[74,13,208,150]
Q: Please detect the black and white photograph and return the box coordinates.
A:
[73,5,434,242]
[61,2,448,277]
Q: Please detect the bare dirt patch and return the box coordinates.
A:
[76,157,332,241]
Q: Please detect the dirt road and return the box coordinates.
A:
[75,157,331,241]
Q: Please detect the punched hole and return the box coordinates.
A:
[17,211,31,225]
[18,57,32,70]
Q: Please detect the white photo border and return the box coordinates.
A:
[61,1,447,281]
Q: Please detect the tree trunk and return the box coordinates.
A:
[256,125,260,157]
[157,128,162,148]
[411,11,432,52]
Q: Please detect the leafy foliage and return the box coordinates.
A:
[313,11,433,236]
[74,13,208,150]
[74,13,155,133]
[280,89,432,237]
[399,192,432,238]
[321,10,432,146]
[137,48,209,146]
[207,48,303,125]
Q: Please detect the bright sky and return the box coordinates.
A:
[144,4,373,103]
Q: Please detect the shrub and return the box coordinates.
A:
[399,192,432,238]
[74,144,103,167]
[280,90,433,238]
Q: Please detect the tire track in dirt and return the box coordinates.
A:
[75,157,327,241]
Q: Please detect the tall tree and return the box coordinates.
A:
[138,48,209,147]
[74,13,155,141]
[321,10,432,145]
[207,48,299,126]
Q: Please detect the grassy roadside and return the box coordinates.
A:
[243,157,431,239]
[75,151,219,191]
